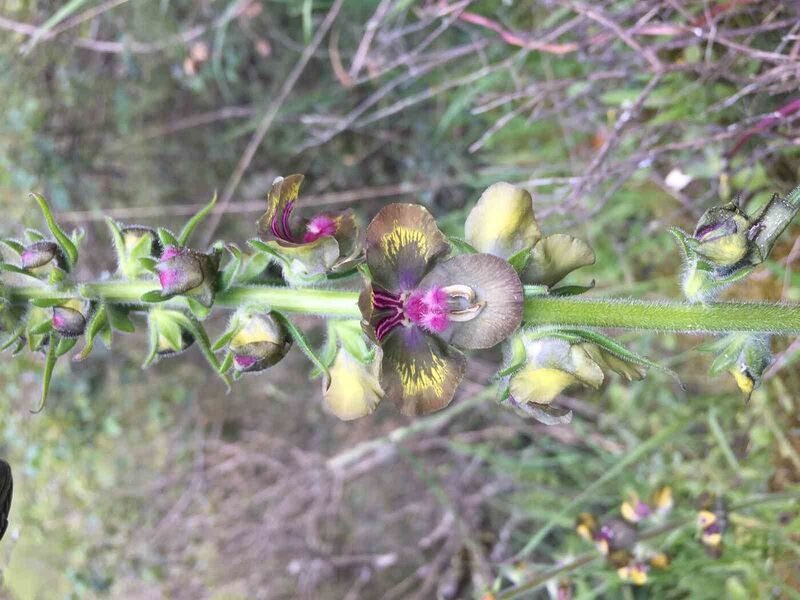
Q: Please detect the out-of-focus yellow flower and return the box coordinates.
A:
[464,182,541,258]
[617,562,648,586]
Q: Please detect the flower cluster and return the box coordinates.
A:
[575,487,673,586]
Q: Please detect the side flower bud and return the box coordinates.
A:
[691,202,752,267]
[322,320,383,421]
[155,245,219,307]
[705,333,771,400]
[20,241,67,271]
[228,311,292,373]
[52,300,87,338]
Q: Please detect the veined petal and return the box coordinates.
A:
[366,203,450,291]
[464,182,541,258]
[524,234,595,287]
[380,326,466,416]
[419,253,523,349]
[257,174,304,241]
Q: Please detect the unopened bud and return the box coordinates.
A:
[52,300,87,337]
[156,246,219,306]
[20,241,66,271]
[121,225,162,258]
[229,312,291,373]
[692,203,751,267]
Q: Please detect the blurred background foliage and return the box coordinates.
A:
[1,0,799,598]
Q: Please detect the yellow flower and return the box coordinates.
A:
[324,349,384,421]
[464,182,541,258]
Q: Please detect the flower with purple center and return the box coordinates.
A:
[256,174,360,279]
[359,203,523,416]
[155,245,219,307]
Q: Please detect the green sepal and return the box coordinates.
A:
[218,351,234,375]
[55,336,78,357]
[550,280,596,296]
[220,243,243,290]
[30,298,65,308]
[29,319,54,336]
[138,257,158,273]
[0,263,45,282]
[497,335,528,379]
[211,321,239,352]
[143,317,160,369]
[248,239,290,267]
[0,239,24,254]
[170,312,231,390]
[30,193,79,267]
[0,322,26,352]
[24,229,45,243]
[236,252,272,284]
[106,305,135,333]
[272,312,329,388]
[178,191,217,246]
[32,333,58,413]
[186,297,211,320]
[447,236,479,255]
[141,290,172,303]
[157,228,179,249]
[74,303,108,361]
[508,247,531,275]
[47,266,67,285]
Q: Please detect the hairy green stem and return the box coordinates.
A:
[7,282,800,334]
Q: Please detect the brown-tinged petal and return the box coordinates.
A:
[464,182,541,258]
[524,234,596,287]
[380,326,466,416]
[257,174,304,240]
[366,203,450,291]
[419,253,523,350]
[261,236,341,279]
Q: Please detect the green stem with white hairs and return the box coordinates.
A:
[6,283,800,334]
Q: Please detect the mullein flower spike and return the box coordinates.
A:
[155,245,219,307]
[360,203,523,415]
[256,174,361,281]
[464,182,595,287]
[228,311,292,373]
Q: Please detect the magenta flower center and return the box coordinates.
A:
[372,286,451,341]
[303,215,337,243]
[161,246,182,260]
[52,314,66,329]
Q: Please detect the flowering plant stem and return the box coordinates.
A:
[8,283,800,334]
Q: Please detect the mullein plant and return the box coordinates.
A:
[0,176,799,419]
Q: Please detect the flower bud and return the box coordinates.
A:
[156,245,219,307]
[324,347,383,421]
[229,312,292,373]
[706,334,771,400]
[464,182,541,258]
[20,241,66,271]
[691,202,752,267]
[52,300,87,338]
[157,329,194,356]
[121,225,162,258]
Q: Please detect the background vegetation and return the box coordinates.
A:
[1,0,799,598]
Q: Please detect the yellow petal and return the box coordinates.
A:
[324,351,383,421]
[464,182,541,258]
[525,234,595,287]
[729,367,755,395]
[510,367,578,405]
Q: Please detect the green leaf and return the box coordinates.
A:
[273,312,329,387]
[30,193,78,267]
[0,322,26,352]
[211,321,239,352]
[32,333,58,413]
[178,191,217,246]
[29,319,54,336]
[24,229,45,243]
[142,316,160,369]
[138,257,158,273]
[106,217,127,269]
[157,228,179,249]
[30,298,65,308]
[74,304,108,361]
